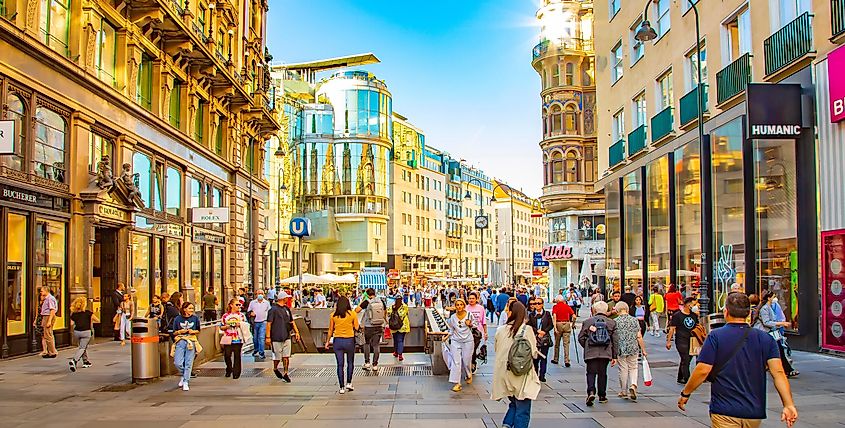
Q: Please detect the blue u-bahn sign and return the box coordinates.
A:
[289,217,311,238]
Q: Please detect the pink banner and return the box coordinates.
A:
[829,45,845,123]
[821,230,845,352]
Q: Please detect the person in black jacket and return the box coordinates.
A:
[163,292,183,338]
[111,284,125,341]
[528,297,554,382]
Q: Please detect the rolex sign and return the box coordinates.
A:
[191,207,230,224]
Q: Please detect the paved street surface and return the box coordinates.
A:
[1,316,842,428]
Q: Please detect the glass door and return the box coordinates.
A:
[212,247,224,312]
[5,213,27,338]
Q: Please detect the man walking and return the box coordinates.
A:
[111,283,125,341]
[495,288,510,323]
[202,287,218,322]
[38,286,58,358]
[551,295,575,367]
[247,291,271,359]
[666,296,699,384]
[648,286,664,336]
[578,301,617,406]
[355,288,386,371]
[679,292,798,427]
[528,297,553,382]
[266,291,299,382]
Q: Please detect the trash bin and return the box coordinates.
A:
[131,318,160,383]
[706,313,726,333]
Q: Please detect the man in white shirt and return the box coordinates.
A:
[247,292,271,359]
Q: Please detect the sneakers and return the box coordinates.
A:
[398,354,404,362]
[586,394,596,407]
[274,369,284,379]
[565,362,571,368]
[338,387,346,394]
[345,383,354,391]
[182,382,189,391]
[598,397,608,404]
[178,379,184,387]
[629,385,638,402]
[282,373,291,383]
[68,360,77,372]
[371,364,379,372]
[551,360,559,365]
[363,362,373,370]
[393,352,398,357]
[539,376,547,383]
[81,362,93,369]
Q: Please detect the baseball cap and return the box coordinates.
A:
[276,290,291,300]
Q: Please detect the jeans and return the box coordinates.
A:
[617,354,639,391]
[677,345,692,382]
[502,396,532,428]
[393,332,406,355]
[333,337,355,387]
[586,358,610,398]
[253,321,266,357]
[363,327,382,365]
[533,345,549,378]
[553,322,572,363]
[72,330,92,364]
[173,339,196,384]
[223,343,243,378]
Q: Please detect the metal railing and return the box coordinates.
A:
[764,12,814,76]
[532,37,594,60]
[679,84,708,127]
[834,0,845,38]
[716,53,752,104]
[650,107,674,142]
[609,139,625,168]
[627,124,647,156]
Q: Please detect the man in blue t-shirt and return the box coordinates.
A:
[678,292,798,428]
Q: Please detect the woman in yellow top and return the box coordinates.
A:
[388,297,410,361]
[325,296,359,394]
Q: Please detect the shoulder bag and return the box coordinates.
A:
[706,327,750,382]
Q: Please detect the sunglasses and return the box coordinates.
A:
[235,304,242,308]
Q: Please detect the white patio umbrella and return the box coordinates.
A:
[279,273,331,285]
[579,254,594,289]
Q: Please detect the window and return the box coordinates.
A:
[552,64,560,86]
[194,100,206,143]
[93,17,116,86]
[584,146,596,182]
[169,80,182,128]
[166,166,182,216]
[197,3,207,36]
[153,162,163,211]
[657,70,673,110]
[88,133,113,173]
[582,58,595,86]
[6,213,27,336]
[550,105,562,134]
[34,219,67,328]
[40,0,70,55]
[612,109,625,142]
[189,177,201,208]
[609,0,620,18]
[213,187,223,207]
[137,54,153,110]
[565,63,574,85]
[686,47,707,89]
[2,93,26,171]
[633,92,647,127]
[611,41,623,82]
[654,0,671,37]
[214,117,224,156]
[133,152,152,207]
[775,0,810,30]
[245,141,255,173]
[551,152,563,183]
[34,107,66,182]
[565,151,579,182]
[630,16,644,65]
[564,105,578,133]
[725,7,751,61]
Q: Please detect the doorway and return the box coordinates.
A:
[93,228,118,337]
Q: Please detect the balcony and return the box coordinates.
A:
[835,0,845,39]
[650,107,674,143]
[679,84,708,127]
[627,125,647,156]
[532,37,594,62]
[540,182,597,211]
[716,53,752,105]
[764,12,814,76]
[609,139,625,168]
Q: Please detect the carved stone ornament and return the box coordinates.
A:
[95,155,115,190]
[120,162,141,200]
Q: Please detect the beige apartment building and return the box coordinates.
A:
[594,0,842,351]
[493,182,548,285]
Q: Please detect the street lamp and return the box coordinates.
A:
[491,183,515,286]
[464,177,488,287]
[274,145,287,287]
[636,0,712,318]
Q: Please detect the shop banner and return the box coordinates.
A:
[829,45,845,123]
[533,252,549,267]
[821,230,845,352]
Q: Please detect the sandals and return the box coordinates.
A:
[787,370,799,378]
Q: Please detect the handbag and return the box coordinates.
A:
[239,320,253,344]
[691,323,707,343]
[220,333,233,346]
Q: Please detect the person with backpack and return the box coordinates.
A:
[387,297,409,361]
[492,301,539,428]
[577,301,618,406]
[446,298,478,392]
[355,288,387,371]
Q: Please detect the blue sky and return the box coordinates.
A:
[266,0,544,195]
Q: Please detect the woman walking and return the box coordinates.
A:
[69,297,98,371]
[220,299,249,379]
[172,302,201,391]
[633,295,647,337]
[492,301,540,428]
[388,297,410,361]
[118,292,134,345]
[613,302,647,401]
[325,296,359,394]
[753,290,799,377]
[447,298,477,392]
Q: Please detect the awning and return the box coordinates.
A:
[359,271,387,290]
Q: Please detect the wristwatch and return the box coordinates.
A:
[680,391,691,398]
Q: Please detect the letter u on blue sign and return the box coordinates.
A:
[289,217,311,238]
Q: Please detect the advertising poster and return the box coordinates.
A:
[821,230,845,352]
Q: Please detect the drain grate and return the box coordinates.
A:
[197,368,266,378]
[290,365,433,378]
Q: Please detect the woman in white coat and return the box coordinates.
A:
[447,298,477,392]
[492,301,540,428]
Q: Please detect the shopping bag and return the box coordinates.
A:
[383,326,392,340]
[442,341,454,370]
[642,357,653,387]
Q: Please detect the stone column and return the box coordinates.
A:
[70,112,96,304]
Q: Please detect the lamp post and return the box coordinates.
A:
[227,29,234,64]
[492,183,515,286]
[464,177,487,287]
[636,0,712,318]
[274,143,287,287]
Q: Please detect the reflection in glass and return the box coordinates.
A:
[34,219,66,327]
[754,139,798,329]
[191,244,202,305]
[133,152,151,207]
[6,213,27,336]
[3,94,26,171]
[167,240,180,298]
[675,142,701,290]
[712,118,745,305]
[606,180,621,291]
[34,107,66,182]
[623,171,643,291]
[166,166,182,216]
[213,248,223,310]
[131,233,150,316]
[153,237,162,299]
[190,178,201,208]
[647,156,670,288]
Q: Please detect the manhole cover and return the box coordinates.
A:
[197,368,266,378]
[96,383,140,392]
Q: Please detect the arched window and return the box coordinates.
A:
[565,105,578,133]
[542,69,547,89]
[550,105,562,134]
[565,151,580,182]
[133,152,152,207]
[3,94,26,171]
[34,107,67,182]
[543,153,549,184]
[542,107,549,136]
[551,152,563,183]
[565,63,574,85]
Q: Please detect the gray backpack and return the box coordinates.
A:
[507,324,534,376]
[367,298,386,327]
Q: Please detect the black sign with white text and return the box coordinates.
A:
[747,83,803,139]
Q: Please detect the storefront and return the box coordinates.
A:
[0,183,71,357]
[542,210,605,297]
[601,76,819,351]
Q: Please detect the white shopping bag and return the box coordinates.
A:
[442,341,454,370]
[642,357,653,387]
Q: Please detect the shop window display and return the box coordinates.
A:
[606,180,621,291]
[623,170,643,290]
[5,213,27,336]
[34,219,66,328]
[131,233,150,316]
[674,142,702,291]
[646,156,671,287]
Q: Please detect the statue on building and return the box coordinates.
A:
[121,163,141,200]
[95,155,114,190]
